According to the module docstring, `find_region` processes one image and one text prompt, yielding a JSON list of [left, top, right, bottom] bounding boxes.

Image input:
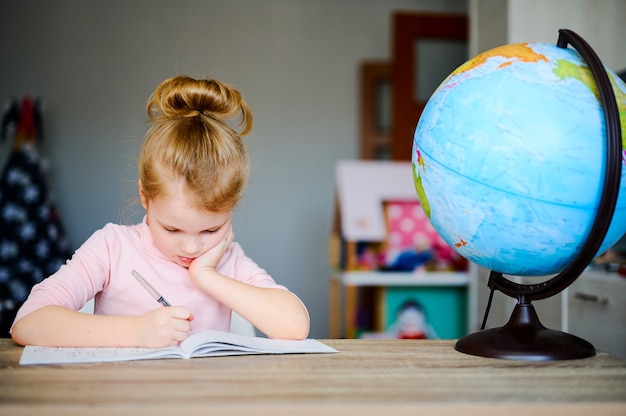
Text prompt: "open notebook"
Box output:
[[19, 329, 338, 365]]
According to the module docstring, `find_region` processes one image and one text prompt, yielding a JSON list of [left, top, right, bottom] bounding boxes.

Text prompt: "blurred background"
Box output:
[[1, 0, 624, 338]]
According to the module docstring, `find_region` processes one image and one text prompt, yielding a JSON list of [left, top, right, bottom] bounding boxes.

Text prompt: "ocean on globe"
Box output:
[[412, 42, 626, 277]]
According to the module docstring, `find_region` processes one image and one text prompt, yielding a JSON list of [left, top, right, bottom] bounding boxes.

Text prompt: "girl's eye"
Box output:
[[164, 228, 178, 233], [203, 228, 220, 234]]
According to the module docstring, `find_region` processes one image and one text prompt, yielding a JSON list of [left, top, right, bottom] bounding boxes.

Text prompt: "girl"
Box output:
[[11, 75, 310, 347]]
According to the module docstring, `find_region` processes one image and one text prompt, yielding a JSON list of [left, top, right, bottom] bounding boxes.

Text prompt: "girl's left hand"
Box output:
[[189, 225, 234, 274]]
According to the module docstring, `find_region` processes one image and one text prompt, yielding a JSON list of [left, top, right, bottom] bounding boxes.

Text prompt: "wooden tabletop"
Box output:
[[1, 338, 625, 415]]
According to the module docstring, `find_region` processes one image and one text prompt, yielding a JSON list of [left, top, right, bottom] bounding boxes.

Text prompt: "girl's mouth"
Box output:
[[178, 256, 195, 264]]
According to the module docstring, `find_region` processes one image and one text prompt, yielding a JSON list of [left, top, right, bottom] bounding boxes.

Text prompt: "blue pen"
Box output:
[[132, 270, 171, 307]]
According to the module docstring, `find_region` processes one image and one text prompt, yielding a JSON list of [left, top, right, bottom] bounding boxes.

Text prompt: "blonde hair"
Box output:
[[138, 75, 253, 212]]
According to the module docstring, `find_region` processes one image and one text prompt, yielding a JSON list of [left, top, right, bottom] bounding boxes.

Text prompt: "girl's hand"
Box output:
[[189, 225, 234, 274], [134, 306, 194, 348]]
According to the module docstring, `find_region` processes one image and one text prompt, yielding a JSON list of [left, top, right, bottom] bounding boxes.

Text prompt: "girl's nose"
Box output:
[[181, 236, 202, 256]]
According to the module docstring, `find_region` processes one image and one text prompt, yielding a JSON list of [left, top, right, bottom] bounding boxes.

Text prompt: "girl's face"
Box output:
[[139, 180, 232, 269]]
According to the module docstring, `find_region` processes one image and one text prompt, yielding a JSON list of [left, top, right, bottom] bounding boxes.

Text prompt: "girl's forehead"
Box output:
[[151, 196, 231, 230], [159, 176, 203, 206], [150, 184, 231, 224]]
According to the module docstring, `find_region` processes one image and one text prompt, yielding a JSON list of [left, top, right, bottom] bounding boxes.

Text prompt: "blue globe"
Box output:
[[412, 42, 626, 276]]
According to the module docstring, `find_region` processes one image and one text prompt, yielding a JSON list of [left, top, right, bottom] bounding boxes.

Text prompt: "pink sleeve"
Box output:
[[11, 227, 112, 327]]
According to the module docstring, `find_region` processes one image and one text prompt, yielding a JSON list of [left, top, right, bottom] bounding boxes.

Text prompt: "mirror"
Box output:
[[392, 12, 468, 161], [415, 39, 468, 102]]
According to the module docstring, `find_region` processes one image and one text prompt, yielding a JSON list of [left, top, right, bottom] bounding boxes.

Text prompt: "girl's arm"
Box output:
[[11, 305, 193, 347], [190, 270, 310, 340], [189, 226, 310, 340]]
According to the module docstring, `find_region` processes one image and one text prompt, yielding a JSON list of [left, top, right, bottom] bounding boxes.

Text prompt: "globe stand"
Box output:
[[456, 303, 595, 361], [455, 29, 623, 361], [456, 296, 595, 361]]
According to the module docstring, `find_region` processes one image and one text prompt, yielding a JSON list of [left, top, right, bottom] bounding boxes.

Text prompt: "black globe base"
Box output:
[[455, 303, 596, 361]]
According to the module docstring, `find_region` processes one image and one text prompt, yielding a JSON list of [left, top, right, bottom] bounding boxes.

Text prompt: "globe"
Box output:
[[412, 40, 626, 277]]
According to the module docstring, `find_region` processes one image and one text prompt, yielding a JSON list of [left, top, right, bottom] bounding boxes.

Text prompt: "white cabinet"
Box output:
[[568, 270, 626, 360]]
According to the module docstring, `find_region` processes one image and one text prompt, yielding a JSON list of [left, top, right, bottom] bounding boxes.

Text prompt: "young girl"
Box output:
[[11, 75, 310, 347]]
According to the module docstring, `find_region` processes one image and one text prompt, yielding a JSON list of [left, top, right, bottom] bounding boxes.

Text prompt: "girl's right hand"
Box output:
[[134, 306, 194, 348]]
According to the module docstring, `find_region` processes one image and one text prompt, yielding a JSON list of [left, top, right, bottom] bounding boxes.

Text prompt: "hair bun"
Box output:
[[147, 75, 253, 136]]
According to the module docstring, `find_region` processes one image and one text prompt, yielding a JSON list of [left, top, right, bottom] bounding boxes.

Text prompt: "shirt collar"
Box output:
[[138, 215, 170, 262]]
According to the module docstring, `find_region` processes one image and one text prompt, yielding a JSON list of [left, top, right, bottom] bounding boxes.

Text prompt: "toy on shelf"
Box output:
[[330, 160, 467, 273]]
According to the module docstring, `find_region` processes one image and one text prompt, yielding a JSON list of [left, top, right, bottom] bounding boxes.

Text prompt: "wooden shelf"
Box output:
[[334, 271, 470, 286]]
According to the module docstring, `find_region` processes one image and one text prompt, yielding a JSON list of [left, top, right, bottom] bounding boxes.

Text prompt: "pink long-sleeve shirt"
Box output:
[[12, 217, 286, 332]]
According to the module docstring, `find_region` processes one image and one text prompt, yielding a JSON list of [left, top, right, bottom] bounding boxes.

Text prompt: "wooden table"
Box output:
[[1, 338, 625, 415]]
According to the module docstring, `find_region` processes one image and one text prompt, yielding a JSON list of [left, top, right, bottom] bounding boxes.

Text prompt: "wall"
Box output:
[[508, 0, 626, 71], [470, 0, 626, 70], [0, 0, 467, 338]]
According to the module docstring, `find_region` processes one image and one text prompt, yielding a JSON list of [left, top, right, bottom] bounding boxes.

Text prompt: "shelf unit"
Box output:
[[329, 266, 477, 339]]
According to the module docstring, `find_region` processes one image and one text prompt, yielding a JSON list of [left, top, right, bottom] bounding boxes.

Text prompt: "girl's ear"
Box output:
[[138, 180, 148, 209]]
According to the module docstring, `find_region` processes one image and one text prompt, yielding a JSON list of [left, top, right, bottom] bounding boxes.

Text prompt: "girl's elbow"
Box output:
[[291, 314, 311, 340], [10, 321, 28, 346], [288, 325, 309, 341], [271, 314, 310, 340]]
